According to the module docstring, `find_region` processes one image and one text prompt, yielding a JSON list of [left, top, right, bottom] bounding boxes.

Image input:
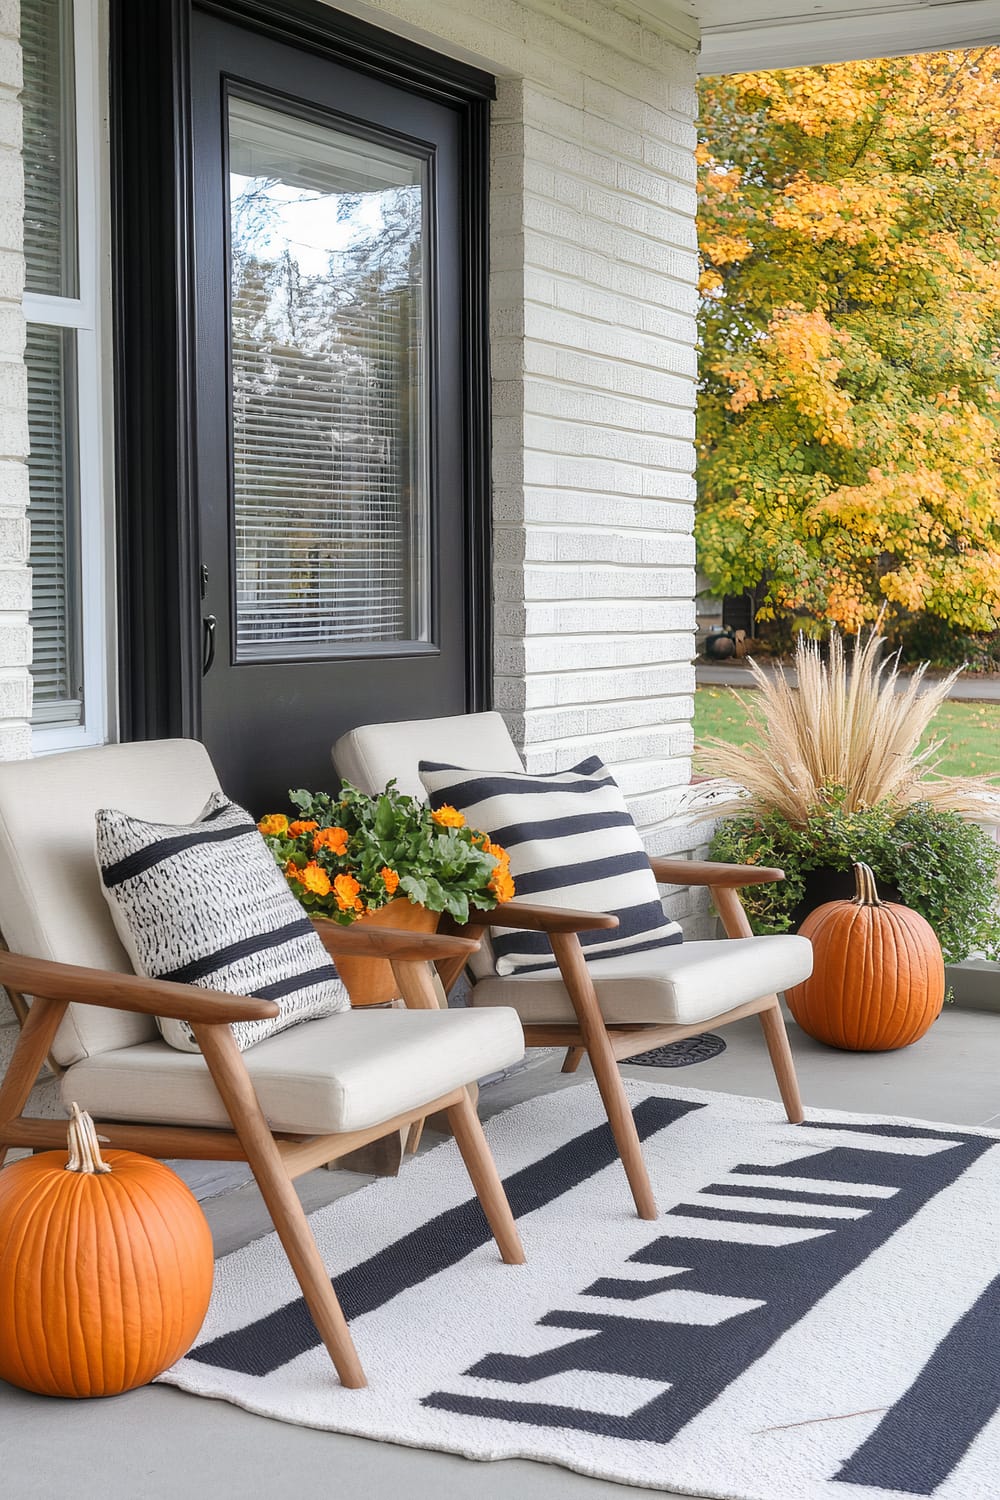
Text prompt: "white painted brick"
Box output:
[[498, 598, 696, 636], [495, 488, 693, 533], [0, 719, 30, 757], [0, 665, 29, 717], [523, 415, 694, 472], [498, 562, 695, 603], [526, 266, 697, 348], [499, 631, 694, 676], [496, 659, 695, 710], [0, 617, 28, 666], [0, 458, 26, 508], [523, 343, 694, 412], [0, 401, 27, 458], [0, 95, 19, 150], [0, 37, 20, 92], [519, 695, 694, 744], [522, 452, 694, 501], [0, 507, 27, 561], [524, 195, 697, 279], [522, 302, 696, 377], [0, 245, 23, 299], [0, 300, 23, 355], [0, 2, 18, 40], [522, 379, 695, 439], [0, 564, 29, 608]]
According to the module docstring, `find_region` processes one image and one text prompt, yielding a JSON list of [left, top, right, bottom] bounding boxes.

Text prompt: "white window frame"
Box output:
[[24, 0, 110, 753]]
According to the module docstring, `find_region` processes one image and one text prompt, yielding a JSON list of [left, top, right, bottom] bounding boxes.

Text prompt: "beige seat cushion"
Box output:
[[61, 1005, 525, 1136], [333, 711, 523, 802], [469, 935, 813, 1028]]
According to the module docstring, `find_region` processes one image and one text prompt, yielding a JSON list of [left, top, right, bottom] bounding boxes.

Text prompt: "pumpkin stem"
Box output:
[[852, 862, 884, 908], [65, 1102, 112, 1175]]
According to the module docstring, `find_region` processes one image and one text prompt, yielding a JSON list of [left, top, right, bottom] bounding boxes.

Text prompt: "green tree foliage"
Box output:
[[696, 51, 1000, 634]]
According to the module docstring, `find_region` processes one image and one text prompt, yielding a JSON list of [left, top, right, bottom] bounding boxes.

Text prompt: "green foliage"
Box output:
[[697, 52, 1000, 635], [709, 801, 1000, 961], [258, 780, 506, 926]]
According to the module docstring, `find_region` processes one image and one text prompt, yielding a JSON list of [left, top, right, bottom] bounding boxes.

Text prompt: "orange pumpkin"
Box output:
[[0, 1103, 213, 1397], [786, 862, 945, 1051]]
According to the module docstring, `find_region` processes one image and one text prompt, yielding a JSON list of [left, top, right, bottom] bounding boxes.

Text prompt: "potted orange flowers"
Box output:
[[258, 780, 513, 1005]]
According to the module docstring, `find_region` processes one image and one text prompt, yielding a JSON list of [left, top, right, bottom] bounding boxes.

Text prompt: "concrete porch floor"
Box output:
[[2, 1004, 998, 1500]]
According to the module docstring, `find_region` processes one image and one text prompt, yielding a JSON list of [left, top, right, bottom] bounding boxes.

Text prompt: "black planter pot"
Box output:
[[790, 865, 902, 932]]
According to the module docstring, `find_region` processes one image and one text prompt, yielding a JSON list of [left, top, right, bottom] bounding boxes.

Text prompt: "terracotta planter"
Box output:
[[323, 898, 439, 1007]]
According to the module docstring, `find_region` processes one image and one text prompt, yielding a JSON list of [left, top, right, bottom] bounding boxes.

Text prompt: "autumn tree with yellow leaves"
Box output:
[[696, 51, 1000, 636]]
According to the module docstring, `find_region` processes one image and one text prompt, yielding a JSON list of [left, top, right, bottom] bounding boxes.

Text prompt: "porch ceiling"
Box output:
[[638, 0, 1000, 74]]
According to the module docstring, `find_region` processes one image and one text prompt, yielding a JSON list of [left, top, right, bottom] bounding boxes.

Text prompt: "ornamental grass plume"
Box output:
[[695, 628, 1000, 826]]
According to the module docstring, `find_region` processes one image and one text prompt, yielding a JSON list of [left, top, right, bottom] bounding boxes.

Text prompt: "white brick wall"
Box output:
[[327, 0, 700, 850], [0, 1, 26, 763]]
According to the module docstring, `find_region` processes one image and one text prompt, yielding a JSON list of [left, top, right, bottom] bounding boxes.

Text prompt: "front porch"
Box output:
[[4, 1002, 997, 1500]]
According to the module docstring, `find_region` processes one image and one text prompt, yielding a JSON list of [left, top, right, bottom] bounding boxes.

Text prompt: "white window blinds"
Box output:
[[23, 0, 87, 732], [25, 325, 82, 722], [228, 97, 429, 660]]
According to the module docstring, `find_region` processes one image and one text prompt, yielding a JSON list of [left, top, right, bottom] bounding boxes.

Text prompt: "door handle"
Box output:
[[202, 614, 217, 676]]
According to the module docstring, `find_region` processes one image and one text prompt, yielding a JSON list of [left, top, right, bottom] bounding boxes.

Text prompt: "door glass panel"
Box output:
[[227, 95, 429, 659]]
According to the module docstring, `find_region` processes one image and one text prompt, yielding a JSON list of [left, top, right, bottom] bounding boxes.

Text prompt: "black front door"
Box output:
[[111, 2, 493, 814], [191, 9, 481, 809]]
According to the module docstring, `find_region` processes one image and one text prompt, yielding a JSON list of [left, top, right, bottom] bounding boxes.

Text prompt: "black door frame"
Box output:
[[110, 0, 495, 743]]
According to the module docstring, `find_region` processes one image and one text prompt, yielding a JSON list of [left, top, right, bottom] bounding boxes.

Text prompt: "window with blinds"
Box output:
[[228, 97, 429, 660], [25, 326, 82, 723], [23, 0, 85, 730]]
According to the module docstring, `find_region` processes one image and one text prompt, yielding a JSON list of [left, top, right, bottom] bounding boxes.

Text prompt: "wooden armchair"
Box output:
[[334, 712, 813, 1223], [0, 740, 526, 1389]]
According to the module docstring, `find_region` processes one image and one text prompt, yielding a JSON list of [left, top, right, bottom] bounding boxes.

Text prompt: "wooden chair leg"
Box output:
[[759, 999, 805, 1124], [445, 1087, 525, 1265], [561, 1046, 585, 1074], [549, 932, 657, 1221], [193, 1023, 367, 1389], [0, 995, 69, 1175]]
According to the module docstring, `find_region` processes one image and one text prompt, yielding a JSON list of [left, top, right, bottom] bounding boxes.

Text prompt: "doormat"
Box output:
[[161, 1081, 1000, 1499], [627, 1033, 726, 1068]]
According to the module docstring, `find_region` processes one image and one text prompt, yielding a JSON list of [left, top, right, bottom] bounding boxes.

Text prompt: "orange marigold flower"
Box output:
[[288, 820, 318, 837], [489, 865, 516, 902], [284, 859, 302, 881], [380, 866, 400, 895], [483, 838, 509, 864], [258, 814, 289, 837], [333, 872, 363, 913], [431, 804, 465, 828], [313, 826, 349, 856], [299, 861, 332, 897]]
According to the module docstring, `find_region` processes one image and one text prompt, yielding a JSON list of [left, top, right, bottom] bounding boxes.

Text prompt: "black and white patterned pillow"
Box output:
[[418, 756, 683, 976], [95, 792, 349, 1052]]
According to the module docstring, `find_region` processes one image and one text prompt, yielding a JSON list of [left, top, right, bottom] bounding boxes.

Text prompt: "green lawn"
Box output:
[[693, 687, 1000, 780]]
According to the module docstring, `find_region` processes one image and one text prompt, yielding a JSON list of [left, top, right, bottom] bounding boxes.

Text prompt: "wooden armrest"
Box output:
[[469, 901, 619, 934], [0, 951, 280, 1025], [311, 920, 480, 963], [649, 857, 785, 888]]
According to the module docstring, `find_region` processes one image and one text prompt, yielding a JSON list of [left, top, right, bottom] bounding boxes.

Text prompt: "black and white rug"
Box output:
[[161, 1082, 1000, 1499]]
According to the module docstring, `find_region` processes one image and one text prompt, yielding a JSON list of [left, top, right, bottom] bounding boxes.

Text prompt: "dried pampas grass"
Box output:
[[696, 629, 1000, 826]]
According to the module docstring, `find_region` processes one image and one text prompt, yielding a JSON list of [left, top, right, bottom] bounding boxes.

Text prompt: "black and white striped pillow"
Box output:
[[96, 792, 349, 1052], [419, 757, 683, 976]]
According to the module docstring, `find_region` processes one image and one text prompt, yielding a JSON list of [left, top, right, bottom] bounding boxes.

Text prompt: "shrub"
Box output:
[[709, 801, 1000, 963]]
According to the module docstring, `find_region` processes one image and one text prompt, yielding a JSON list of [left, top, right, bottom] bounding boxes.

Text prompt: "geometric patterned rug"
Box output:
[[160, 1081, 1000, 1499]]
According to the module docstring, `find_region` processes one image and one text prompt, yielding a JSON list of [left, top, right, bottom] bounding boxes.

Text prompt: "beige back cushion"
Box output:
[[0, 739, 222, 1065], [333, 711, 524, 800], [333, 712, 525, 983]]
